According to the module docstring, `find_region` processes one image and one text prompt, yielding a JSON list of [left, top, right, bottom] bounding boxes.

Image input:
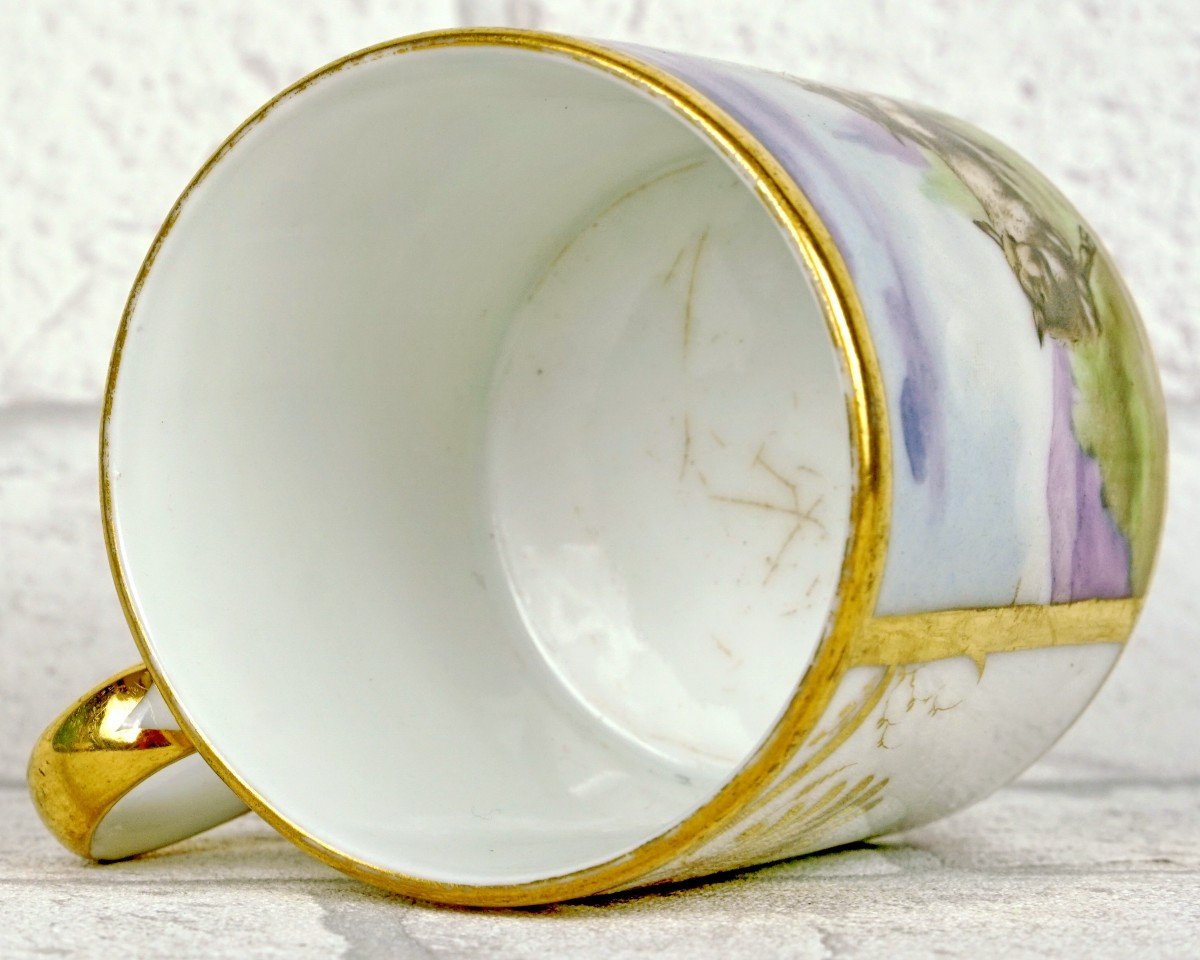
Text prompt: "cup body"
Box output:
[[98, 29, 1165, 904]]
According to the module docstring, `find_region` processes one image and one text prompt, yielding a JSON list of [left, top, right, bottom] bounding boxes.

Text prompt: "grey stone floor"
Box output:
[[3, 765, 1197, 959]]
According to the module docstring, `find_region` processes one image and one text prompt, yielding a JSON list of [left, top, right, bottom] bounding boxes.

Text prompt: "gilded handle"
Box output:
[[28, 665, 249, 861]]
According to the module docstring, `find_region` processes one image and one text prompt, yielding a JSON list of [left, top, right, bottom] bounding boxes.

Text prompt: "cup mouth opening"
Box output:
[[100, 27, 888, 905]]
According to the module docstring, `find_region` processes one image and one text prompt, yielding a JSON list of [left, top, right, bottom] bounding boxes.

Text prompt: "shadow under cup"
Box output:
[[104, 44, 854, 885]]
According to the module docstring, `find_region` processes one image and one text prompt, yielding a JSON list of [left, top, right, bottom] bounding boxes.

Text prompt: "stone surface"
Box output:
[[2, 0, 1198, 955], [2, 777, 1197, 958]]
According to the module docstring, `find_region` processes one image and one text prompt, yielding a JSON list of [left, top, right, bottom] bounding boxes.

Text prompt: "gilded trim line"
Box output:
[[90, 27, 892, 907], [849, 598, 1140, 673]]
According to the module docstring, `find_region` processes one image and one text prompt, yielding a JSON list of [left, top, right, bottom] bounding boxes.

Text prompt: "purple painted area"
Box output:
[[834, 114, 927, 168], [887, 282, 938, 486], [1046, 343, 1132, 600], [635, 51, 947, 496]]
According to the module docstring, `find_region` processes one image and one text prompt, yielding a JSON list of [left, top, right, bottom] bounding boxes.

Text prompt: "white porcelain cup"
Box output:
[[31, 28, 1166, 906]]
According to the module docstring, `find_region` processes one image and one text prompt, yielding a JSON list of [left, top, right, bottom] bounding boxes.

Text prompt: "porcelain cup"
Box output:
[[30, 28, 1166, 906]]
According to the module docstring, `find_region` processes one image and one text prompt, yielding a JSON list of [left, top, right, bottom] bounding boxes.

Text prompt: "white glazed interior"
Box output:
[[106, 45, 852, 884]]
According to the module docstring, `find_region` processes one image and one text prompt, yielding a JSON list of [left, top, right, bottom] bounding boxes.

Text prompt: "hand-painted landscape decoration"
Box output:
[[628, 44, 1163, 611], [617, 42, 1165, 886], [788, 79, 1161, 605]]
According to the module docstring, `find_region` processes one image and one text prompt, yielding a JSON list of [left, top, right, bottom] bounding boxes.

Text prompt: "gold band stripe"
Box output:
[[849, 598, 1140, 673]]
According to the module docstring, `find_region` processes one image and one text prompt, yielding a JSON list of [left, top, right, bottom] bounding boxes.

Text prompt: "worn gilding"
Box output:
[[850, 598, 1141, 673]]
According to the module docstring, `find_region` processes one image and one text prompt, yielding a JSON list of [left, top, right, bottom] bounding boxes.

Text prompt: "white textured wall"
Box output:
[[2, 0, 1197, 787]]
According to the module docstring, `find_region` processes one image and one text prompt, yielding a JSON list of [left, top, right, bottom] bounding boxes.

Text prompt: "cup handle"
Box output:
[[28, 665, 249, 861]]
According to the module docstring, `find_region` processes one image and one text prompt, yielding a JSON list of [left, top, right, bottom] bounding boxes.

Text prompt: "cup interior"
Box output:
[[106, 42, 852, 885]]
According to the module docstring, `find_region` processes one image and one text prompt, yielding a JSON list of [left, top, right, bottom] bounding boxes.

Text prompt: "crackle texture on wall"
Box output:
[[1, 1, 1198, 955], [3, 0, 1196, 784]]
